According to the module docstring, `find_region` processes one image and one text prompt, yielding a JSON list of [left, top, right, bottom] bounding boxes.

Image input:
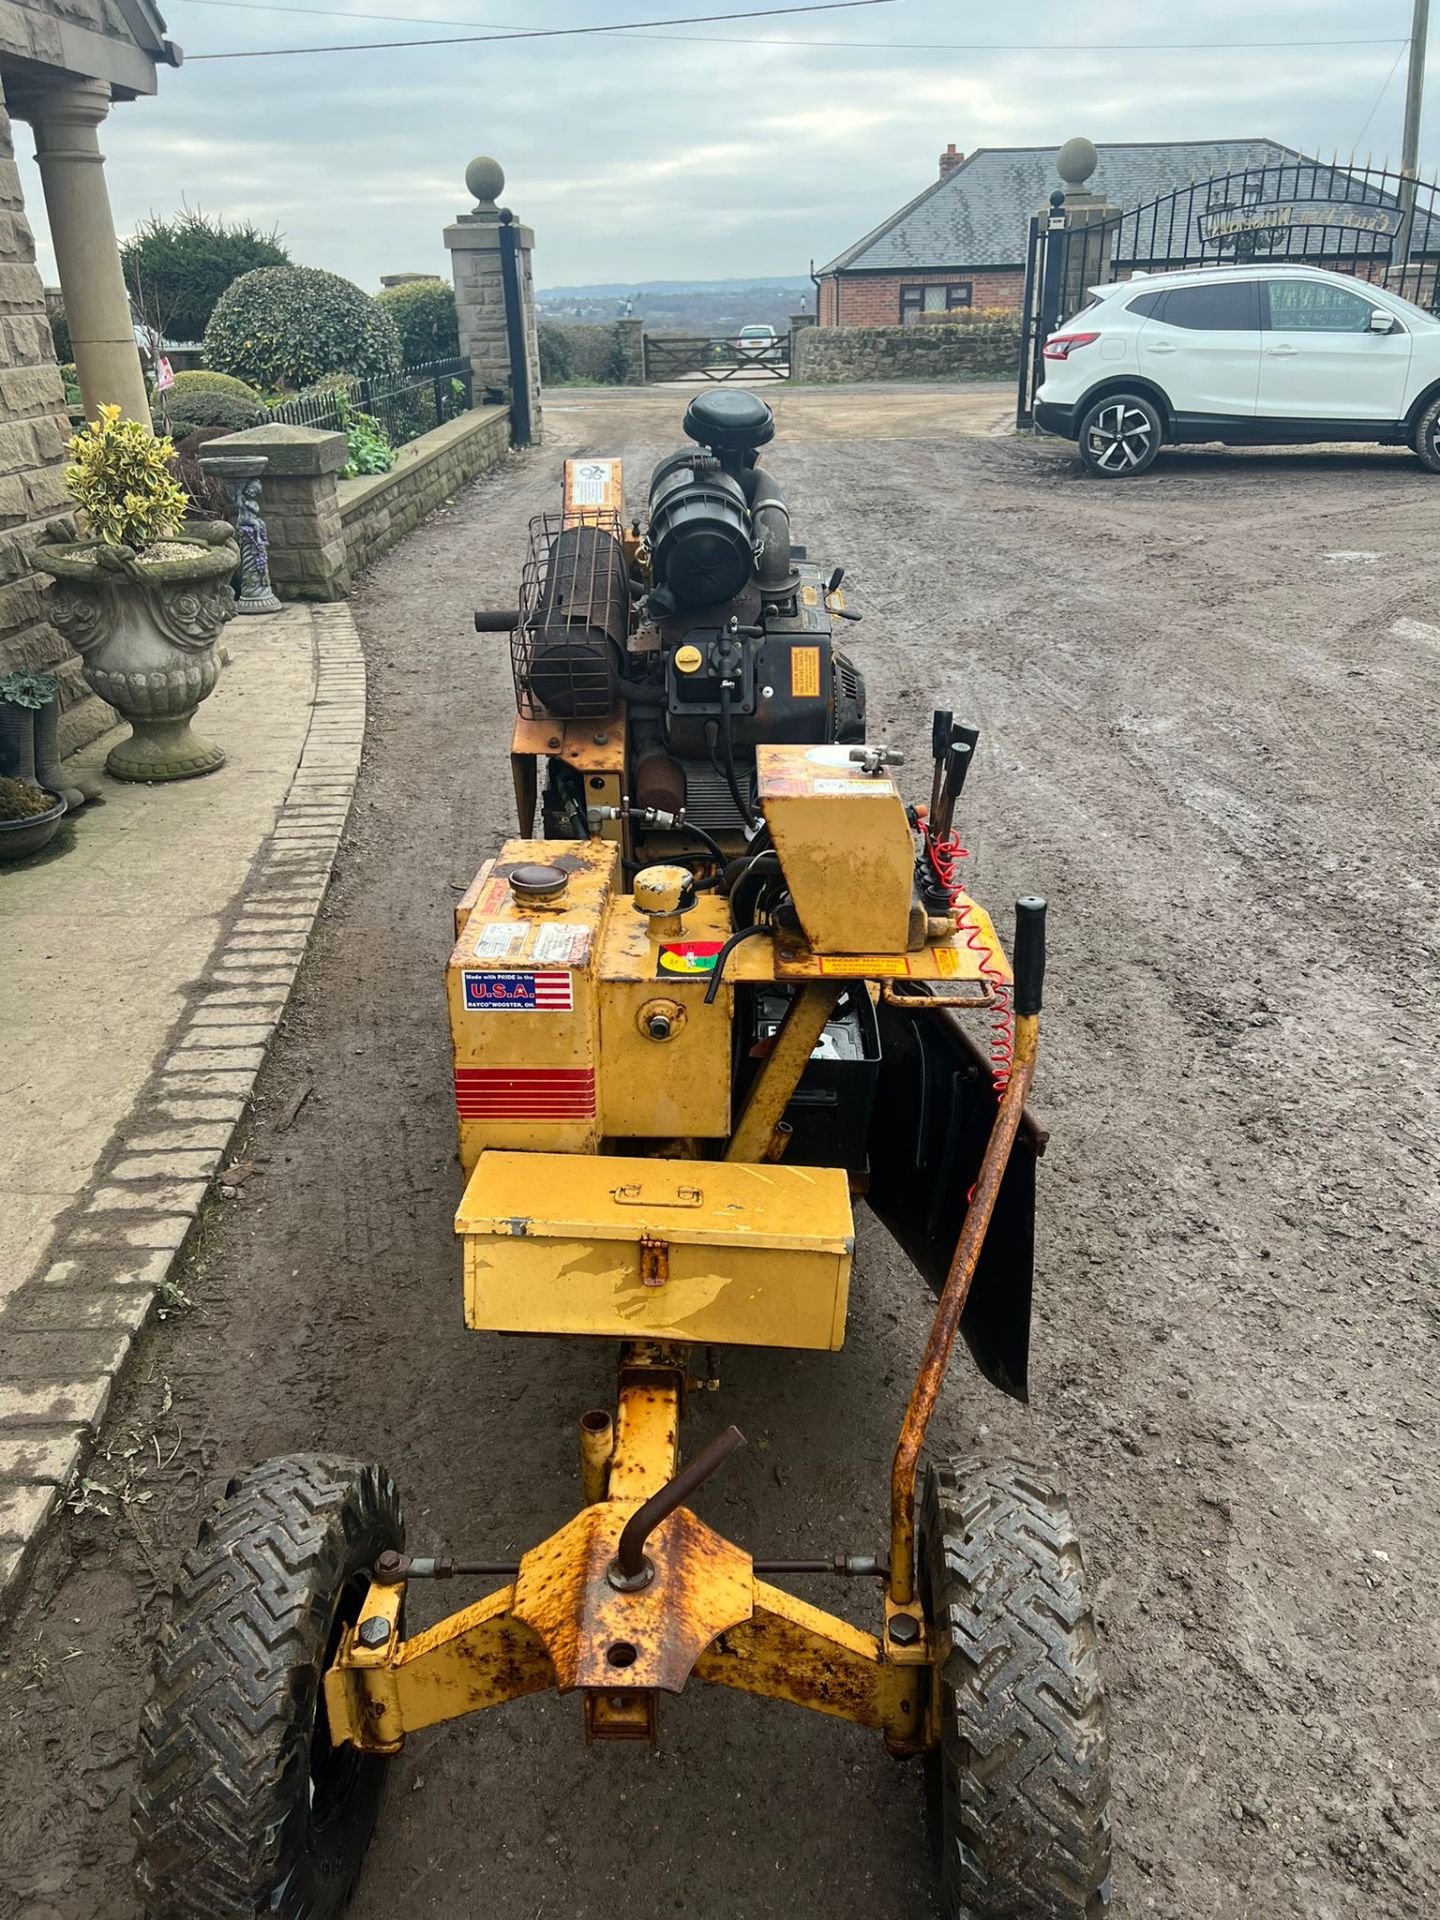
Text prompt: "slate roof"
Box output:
[[819, 141, 1440, 273]]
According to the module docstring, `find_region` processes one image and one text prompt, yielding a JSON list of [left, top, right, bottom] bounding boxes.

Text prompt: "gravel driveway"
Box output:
[[0, 387, 1434, 1920]]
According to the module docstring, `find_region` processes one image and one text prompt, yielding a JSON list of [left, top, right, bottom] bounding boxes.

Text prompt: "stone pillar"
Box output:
[[1047, 137, 1122, 316], [790, 311, 818, 331], [445, 156, 540, 431], [22, 81, 149, 426], [0, 71, 104, 749], [614, 315, 646, 385], [204, 424, 350, 602]]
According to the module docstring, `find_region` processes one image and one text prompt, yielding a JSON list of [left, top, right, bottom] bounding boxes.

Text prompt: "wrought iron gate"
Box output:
[[1017, 156, 1440, 427]]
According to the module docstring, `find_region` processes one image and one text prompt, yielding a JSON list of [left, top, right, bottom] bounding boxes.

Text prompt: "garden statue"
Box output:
[[199, 450, 281, 614]]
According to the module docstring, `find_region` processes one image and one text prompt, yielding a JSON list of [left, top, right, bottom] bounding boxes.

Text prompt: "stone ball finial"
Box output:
[[1056, 137, 1098, 189], [465, 155, 505, 205]]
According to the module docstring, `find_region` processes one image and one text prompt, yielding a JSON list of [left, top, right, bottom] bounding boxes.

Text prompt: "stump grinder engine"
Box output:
[[475, 389, 867, 864], [135, 395, 1113, 1920]]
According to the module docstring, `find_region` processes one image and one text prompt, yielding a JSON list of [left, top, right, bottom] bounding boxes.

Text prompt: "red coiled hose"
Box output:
[[925, 825, 1014, 1097]]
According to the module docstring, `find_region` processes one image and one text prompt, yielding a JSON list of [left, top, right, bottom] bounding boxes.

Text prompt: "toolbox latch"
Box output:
[[639, 1235, 669, 1289], [612, 1183, 703, 1209]]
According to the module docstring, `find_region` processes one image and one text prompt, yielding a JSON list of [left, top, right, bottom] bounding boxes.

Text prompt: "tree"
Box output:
[[121, 209, 289, 345], [203, 266, 403, 392], [375, 279, 459, 365]]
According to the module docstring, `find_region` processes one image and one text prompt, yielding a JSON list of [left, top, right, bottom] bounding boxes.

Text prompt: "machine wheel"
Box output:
[[134, 1455, 403, 1920], [1411, 394, 1440, 472], [1076, 393, 1161, 477], [920, 1458, 1111, 1919]]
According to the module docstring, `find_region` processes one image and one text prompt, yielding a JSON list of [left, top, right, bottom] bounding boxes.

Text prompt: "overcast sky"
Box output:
[[16, 0, 1440, 294]]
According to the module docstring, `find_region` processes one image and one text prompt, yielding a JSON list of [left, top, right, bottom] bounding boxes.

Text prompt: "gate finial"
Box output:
[[465, 155, 505, 211], [1056, 136, 1098, 194]]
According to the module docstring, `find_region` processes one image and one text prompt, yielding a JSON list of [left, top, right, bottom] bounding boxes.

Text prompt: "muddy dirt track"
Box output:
[[1, 385, 1435, 1920]]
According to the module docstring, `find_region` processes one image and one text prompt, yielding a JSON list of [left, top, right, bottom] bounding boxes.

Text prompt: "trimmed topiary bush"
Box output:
[[204, 265, 403, 393], [153, 387, 268, 440], [375, 278, 459, 365], [170, 369, 265, 403]]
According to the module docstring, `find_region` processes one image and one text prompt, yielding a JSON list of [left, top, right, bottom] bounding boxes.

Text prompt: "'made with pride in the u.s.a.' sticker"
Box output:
[[462, 970, 574, 1011]]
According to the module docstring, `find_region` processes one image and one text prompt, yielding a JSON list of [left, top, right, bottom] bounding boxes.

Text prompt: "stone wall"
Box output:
[[792, 316, 1022, 384], [337, 403, 511, 576], [0, 69, 108, 755]]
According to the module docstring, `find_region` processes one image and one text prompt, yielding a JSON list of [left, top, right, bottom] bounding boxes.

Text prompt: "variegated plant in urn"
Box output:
[[38, 406, 240, 781]]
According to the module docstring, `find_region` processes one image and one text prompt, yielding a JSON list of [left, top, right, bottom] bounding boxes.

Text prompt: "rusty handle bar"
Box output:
[[888, 899, 1046, 1610], [880, 980, 996, 1010], [611, 1424, 746, 1587]]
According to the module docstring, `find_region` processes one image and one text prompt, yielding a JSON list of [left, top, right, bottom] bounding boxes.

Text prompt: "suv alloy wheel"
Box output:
[[1076, 392, 1163, 477]]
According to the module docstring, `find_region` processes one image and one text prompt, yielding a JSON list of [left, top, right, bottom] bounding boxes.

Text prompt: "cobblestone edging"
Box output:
[[0, 605, 365, 1603]]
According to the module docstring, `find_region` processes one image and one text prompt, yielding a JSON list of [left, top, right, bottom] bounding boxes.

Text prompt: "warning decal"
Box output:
[[657, 940, 725, 978], [472, 921, 530, 962], [462, 970, 574, 1011], [816, 955, 911, 977], [790, 646, 821, 698]]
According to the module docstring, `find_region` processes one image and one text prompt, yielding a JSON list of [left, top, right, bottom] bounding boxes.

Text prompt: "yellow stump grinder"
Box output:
[[135, 391, 1112, 1919]]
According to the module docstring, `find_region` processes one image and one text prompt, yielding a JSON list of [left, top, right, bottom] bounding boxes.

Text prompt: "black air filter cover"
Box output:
[[683, 390, 775, 459], [649, 463, 754, 609]]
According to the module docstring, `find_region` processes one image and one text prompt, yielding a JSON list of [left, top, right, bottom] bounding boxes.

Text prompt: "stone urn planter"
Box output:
[[38, 522, 240, 782]]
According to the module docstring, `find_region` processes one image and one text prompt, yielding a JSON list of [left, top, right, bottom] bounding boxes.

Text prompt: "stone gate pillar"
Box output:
[[444, 156, 541, 436], [1045, 137, 1122, 316], [614, 316, 646, 385]]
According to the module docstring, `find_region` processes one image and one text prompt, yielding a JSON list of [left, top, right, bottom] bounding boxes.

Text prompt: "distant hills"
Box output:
[[538, 276, 812, 331], [538, 275, 808, 296]]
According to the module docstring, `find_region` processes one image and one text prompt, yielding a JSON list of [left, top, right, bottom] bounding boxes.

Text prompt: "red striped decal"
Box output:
[[454, 1066, 596, 1119]]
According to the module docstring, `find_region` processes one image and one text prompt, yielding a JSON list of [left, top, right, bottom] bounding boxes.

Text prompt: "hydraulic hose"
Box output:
[[718, 681, 760, 830], [703, 923, 770, 1005], [676, 819, 730, 872]]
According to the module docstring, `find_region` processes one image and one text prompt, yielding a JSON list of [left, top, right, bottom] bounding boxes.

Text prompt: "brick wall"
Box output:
[[819, 269, 1025, 328], [793, 316, 1022, 384], [0, 71, 107, 754]]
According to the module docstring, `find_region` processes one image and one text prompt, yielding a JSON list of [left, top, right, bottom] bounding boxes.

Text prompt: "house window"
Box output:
[[900, 282, 973, 323]]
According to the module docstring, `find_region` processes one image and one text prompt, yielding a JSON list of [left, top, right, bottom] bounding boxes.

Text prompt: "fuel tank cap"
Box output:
[[633, 864, 696, 919], [508, 863, 570, 903]]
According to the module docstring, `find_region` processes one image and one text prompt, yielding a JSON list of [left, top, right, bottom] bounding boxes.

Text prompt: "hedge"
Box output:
[[204, 265, 403, 392], [537, 321, 626, 385], [375, 279, 460, 364]]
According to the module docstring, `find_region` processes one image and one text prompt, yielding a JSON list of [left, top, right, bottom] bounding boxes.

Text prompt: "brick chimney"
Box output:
[[939, 143, 964, 181]]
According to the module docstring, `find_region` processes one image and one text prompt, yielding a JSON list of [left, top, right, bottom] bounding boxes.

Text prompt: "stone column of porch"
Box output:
[[21, 80, 149, 426]]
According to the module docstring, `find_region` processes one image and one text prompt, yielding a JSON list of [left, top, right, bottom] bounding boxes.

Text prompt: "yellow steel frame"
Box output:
[[327, 971, 1039, 1758], [325, 1339, 932, 1756]]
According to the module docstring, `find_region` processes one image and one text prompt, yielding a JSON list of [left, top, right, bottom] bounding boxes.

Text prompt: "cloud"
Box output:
[[14, 0, 1429, 291]]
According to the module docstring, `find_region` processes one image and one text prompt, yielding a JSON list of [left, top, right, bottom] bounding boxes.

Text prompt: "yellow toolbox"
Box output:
[[456, 1150, 855, 1350]]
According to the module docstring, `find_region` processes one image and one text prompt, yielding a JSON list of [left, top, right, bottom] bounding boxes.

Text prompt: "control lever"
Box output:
[[848, 745, 905, 776], [608, 1425, 747, 1590]]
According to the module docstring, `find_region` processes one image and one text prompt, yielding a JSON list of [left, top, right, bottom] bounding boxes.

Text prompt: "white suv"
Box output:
[[1034, 264, 1440, 477]]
